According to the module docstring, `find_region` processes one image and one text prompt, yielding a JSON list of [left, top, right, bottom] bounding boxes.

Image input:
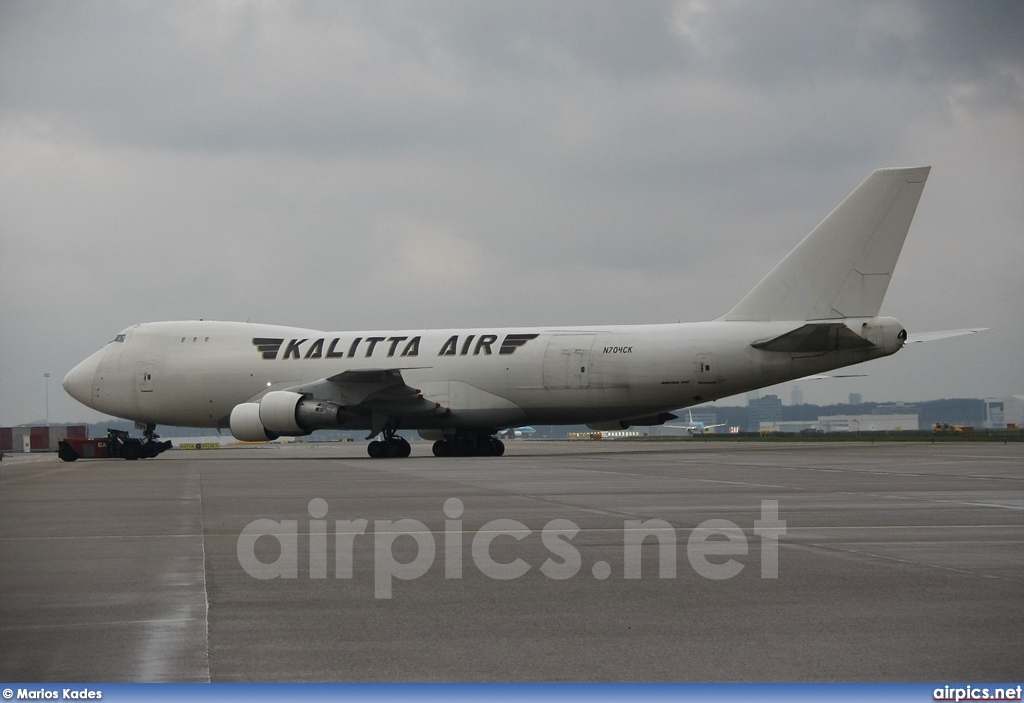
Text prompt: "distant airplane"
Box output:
[[499, 426, 536, 439], [665, 409, 727, 435], [63, 167, 978, 459]]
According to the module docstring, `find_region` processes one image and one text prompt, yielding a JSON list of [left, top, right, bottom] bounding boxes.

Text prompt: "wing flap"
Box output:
[[286, 367, 439, 413]]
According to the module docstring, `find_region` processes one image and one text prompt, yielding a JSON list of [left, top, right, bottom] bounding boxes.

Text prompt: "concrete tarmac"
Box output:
[[1, 440, 1021, 681]]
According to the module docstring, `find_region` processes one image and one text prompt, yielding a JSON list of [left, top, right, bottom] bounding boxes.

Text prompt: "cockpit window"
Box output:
[[113, 334, 126, 343]]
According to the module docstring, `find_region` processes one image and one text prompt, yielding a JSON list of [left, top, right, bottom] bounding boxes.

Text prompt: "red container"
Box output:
[[30, 426, 50, 451], [58, 437, 111, 461]]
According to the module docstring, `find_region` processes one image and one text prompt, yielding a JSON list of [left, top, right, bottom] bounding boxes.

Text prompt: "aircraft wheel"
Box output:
[[367, 440, 385, 459], [397, 438, 412, 458], [450, 438, 473, 457], [489, 437, 505, 457], [384, 439, 404, 458], [120, 440, 142, 461], [432, 440, 451, 457]]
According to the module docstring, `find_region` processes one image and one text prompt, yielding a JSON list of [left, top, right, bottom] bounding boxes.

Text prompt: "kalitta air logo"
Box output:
[[252, 333, 539, 361], [253, 338, 284, 359]]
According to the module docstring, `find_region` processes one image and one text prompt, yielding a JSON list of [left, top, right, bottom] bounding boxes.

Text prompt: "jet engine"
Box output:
[[229, 390, 353, 442]]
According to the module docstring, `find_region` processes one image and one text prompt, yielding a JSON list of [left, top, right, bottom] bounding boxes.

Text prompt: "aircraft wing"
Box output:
[[905, 328, 988, 344], [286, 367, 443, 417], [796, 373, 868, 381], [664, 423, 727, 433]]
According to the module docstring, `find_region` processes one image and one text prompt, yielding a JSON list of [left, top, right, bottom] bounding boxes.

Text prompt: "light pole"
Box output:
[[44, 373, 50, 426]]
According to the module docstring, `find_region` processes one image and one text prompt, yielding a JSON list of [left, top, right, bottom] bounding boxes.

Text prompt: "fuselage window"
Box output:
[[113, 334, 126, 343]]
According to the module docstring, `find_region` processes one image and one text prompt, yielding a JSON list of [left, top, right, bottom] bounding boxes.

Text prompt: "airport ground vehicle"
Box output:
[[57, 429, 172, 462], [933, 423, 975, 435]]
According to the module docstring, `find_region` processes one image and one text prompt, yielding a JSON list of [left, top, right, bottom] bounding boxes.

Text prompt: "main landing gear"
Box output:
[[365, 426, 505, 459], [366, 426, 411, 459], [431, 433, 505, 458]]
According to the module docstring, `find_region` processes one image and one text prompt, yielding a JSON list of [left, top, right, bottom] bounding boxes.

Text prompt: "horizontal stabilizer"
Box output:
[[722, 167, 930, 322], [905, 328, 988, 343]]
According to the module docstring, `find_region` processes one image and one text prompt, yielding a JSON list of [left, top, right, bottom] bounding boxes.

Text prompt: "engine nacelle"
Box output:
[[259, 391, 307, 434], [229, 391, 354, 442], [230, 402, 280, 442]]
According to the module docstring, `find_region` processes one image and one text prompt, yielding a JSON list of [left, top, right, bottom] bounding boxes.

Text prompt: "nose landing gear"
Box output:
[[117, 424, 173, 460]]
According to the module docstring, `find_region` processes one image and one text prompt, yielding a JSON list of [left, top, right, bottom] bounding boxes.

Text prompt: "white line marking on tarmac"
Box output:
[[3, 524, 1021, 540]]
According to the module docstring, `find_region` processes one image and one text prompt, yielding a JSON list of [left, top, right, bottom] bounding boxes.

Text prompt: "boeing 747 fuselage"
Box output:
[[63, 167, 931, 458]]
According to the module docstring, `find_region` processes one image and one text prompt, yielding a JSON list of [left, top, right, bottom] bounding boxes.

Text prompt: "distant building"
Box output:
[[817, 414, 919, 432], [985, 396, 1024, 428], [874, 402, 918, 416], [790, 386, 804, 406], [849, 393, 863, 405], [748, 394, 782, 432], [760, 415, 919, 433], [760, 420, 817, 433]]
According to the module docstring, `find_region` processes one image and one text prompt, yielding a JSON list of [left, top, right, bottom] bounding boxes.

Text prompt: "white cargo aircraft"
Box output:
[[64, 166, 960, 458], [665, 409, 728, 435]]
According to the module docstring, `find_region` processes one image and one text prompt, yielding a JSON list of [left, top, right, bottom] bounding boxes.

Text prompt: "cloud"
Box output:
[[0, 0, 1021, 423]]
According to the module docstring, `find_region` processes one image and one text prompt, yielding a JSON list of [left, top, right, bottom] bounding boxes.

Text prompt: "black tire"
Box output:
[[450, 438, 473, 457], [397, 438, 412, 458], [143, 440, 172, 458], [432, 440, 451, 457], [384, 440, 403, 458], [490, 437, 505, 457], [58, 443, 79, 462], [120, 440, 142, 461], [367, 440, 384, 459]]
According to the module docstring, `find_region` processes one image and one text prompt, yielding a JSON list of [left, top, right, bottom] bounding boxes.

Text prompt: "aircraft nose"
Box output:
[[63, 349, 103, 406]]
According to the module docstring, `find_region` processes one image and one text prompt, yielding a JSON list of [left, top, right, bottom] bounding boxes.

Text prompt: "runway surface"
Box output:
[[1, 440, 1021, 681]]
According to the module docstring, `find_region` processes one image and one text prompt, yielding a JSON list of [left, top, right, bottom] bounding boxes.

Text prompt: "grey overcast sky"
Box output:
[[1, 0, 1022, 425]]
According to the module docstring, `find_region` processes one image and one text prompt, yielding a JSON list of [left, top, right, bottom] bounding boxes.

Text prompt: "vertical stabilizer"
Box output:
[[721, 166, 930, 322]]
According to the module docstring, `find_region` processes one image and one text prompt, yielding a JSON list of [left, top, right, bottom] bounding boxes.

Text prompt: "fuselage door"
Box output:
[[137, 361, 156, 394], [693, 352, 721, 385], [543, 335, 596, 390]]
